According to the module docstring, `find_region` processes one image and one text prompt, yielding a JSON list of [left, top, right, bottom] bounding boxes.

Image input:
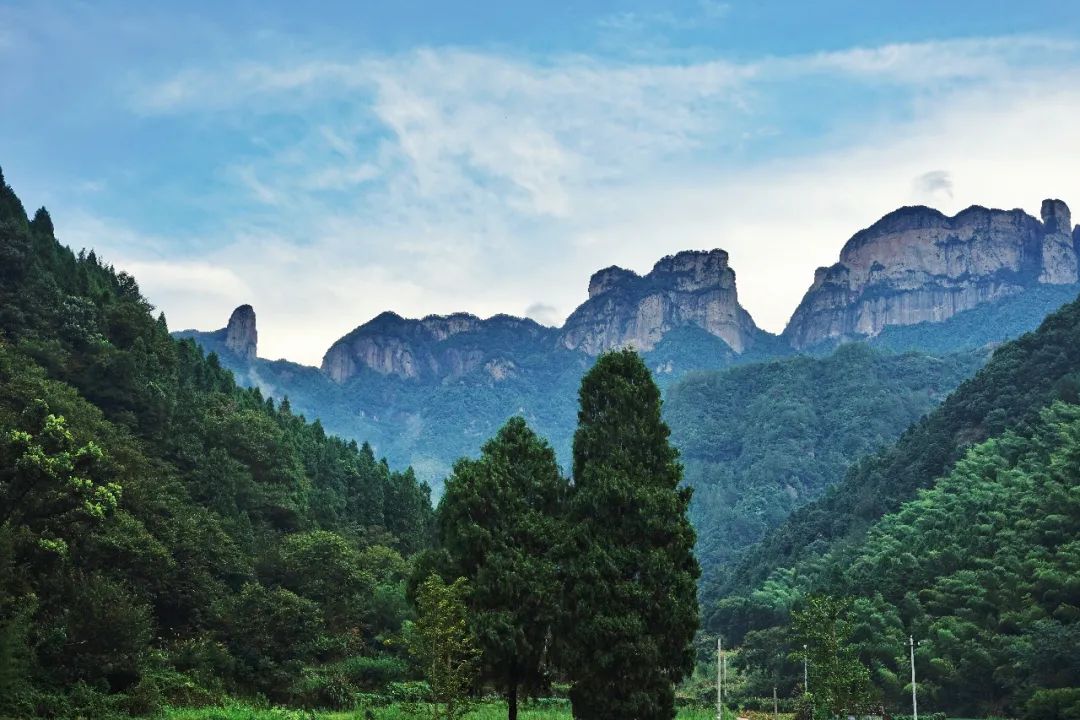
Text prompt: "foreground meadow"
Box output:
[[160, 702, 777, 720]]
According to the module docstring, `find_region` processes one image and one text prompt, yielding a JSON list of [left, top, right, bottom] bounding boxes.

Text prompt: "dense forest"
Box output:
[[0, 168, 701, 720], [664, 344, 982, 600], [710, 292, 1080, 717], [0, 168, 434, 717]]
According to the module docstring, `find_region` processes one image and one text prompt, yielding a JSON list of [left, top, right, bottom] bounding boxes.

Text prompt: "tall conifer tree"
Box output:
[[562, 350, 700, 720], [437, 417, 567, 720]]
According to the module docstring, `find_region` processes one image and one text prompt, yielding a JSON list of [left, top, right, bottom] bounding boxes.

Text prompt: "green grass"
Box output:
[[160, 701, 752, 720]]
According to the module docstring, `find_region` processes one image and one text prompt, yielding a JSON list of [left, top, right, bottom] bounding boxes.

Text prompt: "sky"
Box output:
[[2, 1, 1080, 365]]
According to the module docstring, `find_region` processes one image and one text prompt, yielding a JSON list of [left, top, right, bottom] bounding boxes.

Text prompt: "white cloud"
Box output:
[[86, 36, 1080, 364], [525, 302, 562, 327], [912, 170, 954, 202]]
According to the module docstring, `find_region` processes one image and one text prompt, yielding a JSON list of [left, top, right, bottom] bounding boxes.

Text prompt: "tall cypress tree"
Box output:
[[562, 350, 699, 720], [437, 417, 567, 720]]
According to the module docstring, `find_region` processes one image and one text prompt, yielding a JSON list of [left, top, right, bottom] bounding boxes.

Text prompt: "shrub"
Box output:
[[337, 654, 410, 689], [1024, 688, 1080, 720]]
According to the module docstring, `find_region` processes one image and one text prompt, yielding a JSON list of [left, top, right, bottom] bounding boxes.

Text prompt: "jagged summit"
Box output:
[[225, 304, 258, 360], [321, 310, 555, 383], [173, 304, 258, 362], [784, 199, 1080, 349], [560, 248, 762, 355]]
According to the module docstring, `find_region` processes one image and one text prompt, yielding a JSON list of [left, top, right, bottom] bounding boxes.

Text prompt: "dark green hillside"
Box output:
[[871, 282, 1080, 354], [719, 291, 1080, 607], [665, 343, 982, 600], [737, 403, 1080, 716], [0, 168, 433, 717]]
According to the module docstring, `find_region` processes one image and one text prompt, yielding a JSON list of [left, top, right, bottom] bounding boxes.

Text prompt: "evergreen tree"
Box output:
[[409, 575, 480, 720], [562, 350, 699, 720], [438, 417, 566, 720]]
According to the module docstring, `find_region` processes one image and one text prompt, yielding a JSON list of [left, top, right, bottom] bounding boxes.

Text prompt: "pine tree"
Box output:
[[562, 350, 700, 720], [438, 417, 567, 720]]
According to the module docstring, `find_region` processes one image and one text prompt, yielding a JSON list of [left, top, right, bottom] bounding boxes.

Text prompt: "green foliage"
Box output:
[[562, 350, 700, 720], [739, 402, 1080, 715], [1024, 688, 1080, 720], [789, 596, 873, 717], [725, 292, 1080, 608], [665, 343, 981, 605], [407, 575, 480, 720], [437, 417, 567, 719], [0, 168, 434, 715]]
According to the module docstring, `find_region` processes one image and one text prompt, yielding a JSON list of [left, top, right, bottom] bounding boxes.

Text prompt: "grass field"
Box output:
[[161, 702, 779, 720]]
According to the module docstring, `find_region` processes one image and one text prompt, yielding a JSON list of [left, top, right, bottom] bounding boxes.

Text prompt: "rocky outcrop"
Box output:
[[559, 249, 764, 355], [784, 200, 1080, 349], [225, 304, 258, 360], [321, 312, 555, 383], [173, 304, 258, 363]]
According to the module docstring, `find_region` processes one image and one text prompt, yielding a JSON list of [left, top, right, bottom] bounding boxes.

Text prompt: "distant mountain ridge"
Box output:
[[186, 198, 1080, 381], [317, 248, 766, 385], [785, 199, 1080, 348], [176, 198, 1080, 494]]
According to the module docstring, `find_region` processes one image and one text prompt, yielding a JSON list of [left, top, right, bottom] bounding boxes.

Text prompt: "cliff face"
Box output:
[[172, 304, 258, 363], [225, 304, 258, 360], [320, 312, 557, 383], [784, 200, 1080, 349], [559, 249, 764, 355]]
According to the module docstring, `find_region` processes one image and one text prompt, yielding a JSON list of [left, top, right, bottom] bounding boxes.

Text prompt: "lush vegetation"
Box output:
[[0, 168, 434, 718], [736, 403, 1080, 717], [422, 353, 701, 720], [560, 351, 699, 720], [0, 167, 702, 719], [707, 295, 1080, 716], [434, 418, 566, 720], [665, 344, 982, 602], [721, 292, 1080, 604]]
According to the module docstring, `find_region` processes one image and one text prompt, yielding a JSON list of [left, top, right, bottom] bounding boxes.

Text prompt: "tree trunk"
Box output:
[[508, 680, 518, 720]]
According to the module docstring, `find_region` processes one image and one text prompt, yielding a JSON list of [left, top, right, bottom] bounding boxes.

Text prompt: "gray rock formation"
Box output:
[[225, 304, 258, 360], [784, 200, 1080, 349], [321, 311, 555, 383], [559, 249, 763, 355]]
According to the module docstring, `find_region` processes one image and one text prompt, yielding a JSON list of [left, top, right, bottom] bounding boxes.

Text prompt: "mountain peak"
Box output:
[[785, 200, 1080, 349], [561, 248, 760, 355], [225, 304, 258, 360]]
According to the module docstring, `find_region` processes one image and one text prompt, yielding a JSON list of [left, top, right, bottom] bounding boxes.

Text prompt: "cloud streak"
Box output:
[[53, 34, 1080, 364]]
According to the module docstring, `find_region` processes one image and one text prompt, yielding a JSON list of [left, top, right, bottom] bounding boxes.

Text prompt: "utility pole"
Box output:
[[773, 686, 778, 720], [717, 636, 723, 720], [803, 644, 809, 695], [909, 635, 918, 720]]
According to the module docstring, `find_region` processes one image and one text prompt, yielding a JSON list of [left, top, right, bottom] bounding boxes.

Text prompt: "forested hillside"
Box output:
[[664, 344, 983, 600], [0, 168, 433, 717], [711, 292, 1080, 716], [735, 403, 1080, 717], [717, 292, 1080, 607]]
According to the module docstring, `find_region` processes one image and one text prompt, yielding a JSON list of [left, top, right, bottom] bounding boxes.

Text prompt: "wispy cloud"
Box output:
[[61, 34, 1080, 363]]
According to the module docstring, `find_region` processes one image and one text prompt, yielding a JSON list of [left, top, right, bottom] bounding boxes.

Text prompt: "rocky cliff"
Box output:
[[784, 200, 1080, 349], [559, 249, 765, 355], [225, 304, 258, 360], [321, 311, 558, 383], [173, 304, 258, 362]]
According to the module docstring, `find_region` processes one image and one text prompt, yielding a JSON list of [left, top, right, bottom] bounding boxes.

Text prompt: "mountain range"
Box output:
[[176, 197, 1080, 600], [5, 162, 1080, 716], [178, 197, 1080, 473]]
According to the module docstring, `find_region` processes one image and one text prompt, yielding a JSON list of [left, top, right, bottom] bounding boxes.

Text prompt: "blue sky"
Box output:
[[3, 0, 1080, 363]]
